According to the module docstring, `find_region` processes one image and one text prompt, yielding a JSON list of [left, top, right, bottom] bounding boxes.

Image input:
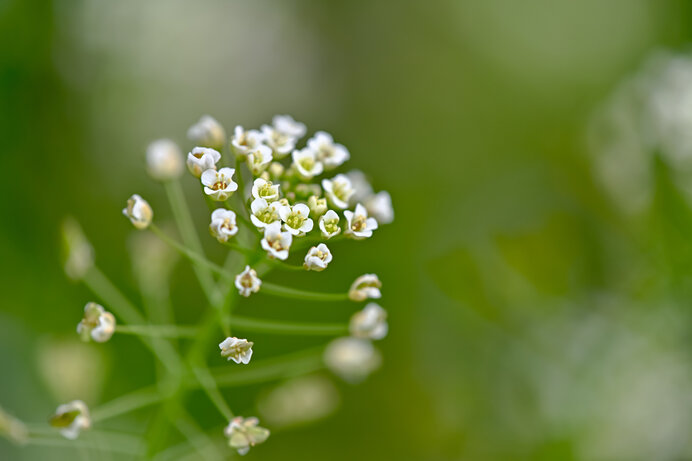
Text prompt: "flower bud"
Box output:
[[146, 139, 183, 181], [123, 194, 153, 230], [348, 274, 382, 301], [50, 400, 90, 440], [308, 195, 328, 218], [77, 302, 116, 343], [350, 303, 388, 340], [187, 115, 226, 150]]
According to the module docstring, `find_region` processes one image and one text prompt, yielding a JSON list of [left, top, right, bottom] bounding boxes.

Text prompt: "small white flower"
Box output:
[[308, 195, 328, 218], [186, 147, 221, 178], [224, 416, 270, 456], [50, 400, 91, 440], [251, 178, 281, 202], [187, 115, 226, 149], [250, 198, 284, 230], [273, 114, 307, 138], [219, 337, 254, 364], [318, 210, 341, 239], [291, 148, 324, 179], [61, 218, 93, 281], [345, 170, 373, 205], [261, 222, 293, 260], [322, 174, 355, 209], [349, 274, 382, 301], [77, 302, 116, 343], [261, 124, 297, 158], [146, 139, 183, 181], [122, 194, 153, 230], [304, 244, 332, 271], [231, 126, 265, 159], [308, 131, 350, 169], [365, 191, 394, 225], [209, 209, 238, 243], [344, 203, 378, 240], [201, 167, 238, 201], [235, 265, 261, 297], [246, 144, 273, 176], [350, 303, 388, 340], [279, 203, 313, 236], [324, 337, 381, 383]]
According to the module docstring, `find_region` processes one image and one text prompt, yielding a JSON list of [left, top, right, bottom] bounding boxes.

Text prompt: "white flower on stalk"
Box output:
[[50, 400, 90, 440], [122, 194, 153, 230], [350, 303, 388, 340], [247, 145, 273, 176], [209, 209, 238, 243], [251, 178, 280, 202], [344, 204, 378, 240], [272, 114, 307, 138], [235, 266, 261, 297], [303, 244, 332, 271], [219, 337, 254, 364], [77, 302, 116, 343], [146, 139, 183, 181], [318, 210, 341, 239], [346, 170, 373, 205], [307, 131, 350, 169], [61, 217, 93, 281], [261, 222, 292, 260], [308, 195, 328, 218], [201, 168, 238, 201], [231, 126, 265, 159], [349, 274, 382, 301], [224, 416, 270, 456], [292, 148, 323, 179], [365, 191, 394, 225], [186, 147, 221, 178], [279, 203, 313, 236], [324, 337, 381, 383], [187, 115, 226, 150], [322, 174, 355, 209], [261, 124, 297, 159], [250, 198, 284, 230]]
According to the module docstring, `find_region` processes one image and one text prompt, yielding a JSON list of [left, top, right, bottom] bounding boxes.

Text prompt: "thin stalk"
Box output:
[[232, 316, 348, 336], [91, 387, 163, 423], [163, 180, 218, 304], [191, 366, 234, 421], [115, 324, 198, 338], [261, 281, 349, 302]]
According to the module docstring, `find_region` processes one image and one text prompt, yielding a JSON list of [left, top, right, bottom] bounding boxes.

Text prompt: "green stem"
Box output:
[[191, 366, 233, 421], [115, 324, 198, 338], [91, 387, 162, 423], [163, 180, 219, 305], [261, 281, 349, 302], [232, 316, 348, 335]]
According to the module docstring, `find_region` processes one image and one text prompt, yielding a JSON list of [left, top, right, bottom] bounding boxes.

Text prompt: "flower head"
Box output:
[[261, 124, 297, 158], [187, 115, 226, 150], [272, 114, 306, 138], [304, 244, 333, 271], [292, 148, 323, 180], [61, 217, 93, 281], [365, 191, 394, 225], [350, 303, 388, 340], [187, 147, 221, 178], [324, 337, 381, 383], [279, 203, 313, 236], [50, 400, 90, 440], [122, 194, 153, 230], [308, 131, 350, 169], [146, 139, 183, 181], [209, 209, 238, 243], [344, 203, 378, 240], [231, 126, 265, 159], [261, 222, 293, 260], [322, 174, 355, 209], [224, 416, 270, 455], [251, 178, 280, 202], [247, 144, 273, 176], [77, 302, 116, 343], [349, 274, 382, 301], [202, 167, 238, 201], [250, 198, 284, 230], [235, 265, 261, 297], [318, 210, 341, 239], [219, 337, 254, 364]]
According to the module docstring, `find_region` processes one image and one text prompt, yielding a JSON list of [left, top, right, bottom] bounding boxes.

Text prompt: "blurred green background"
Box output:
[[3, 0, 692, 459]]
